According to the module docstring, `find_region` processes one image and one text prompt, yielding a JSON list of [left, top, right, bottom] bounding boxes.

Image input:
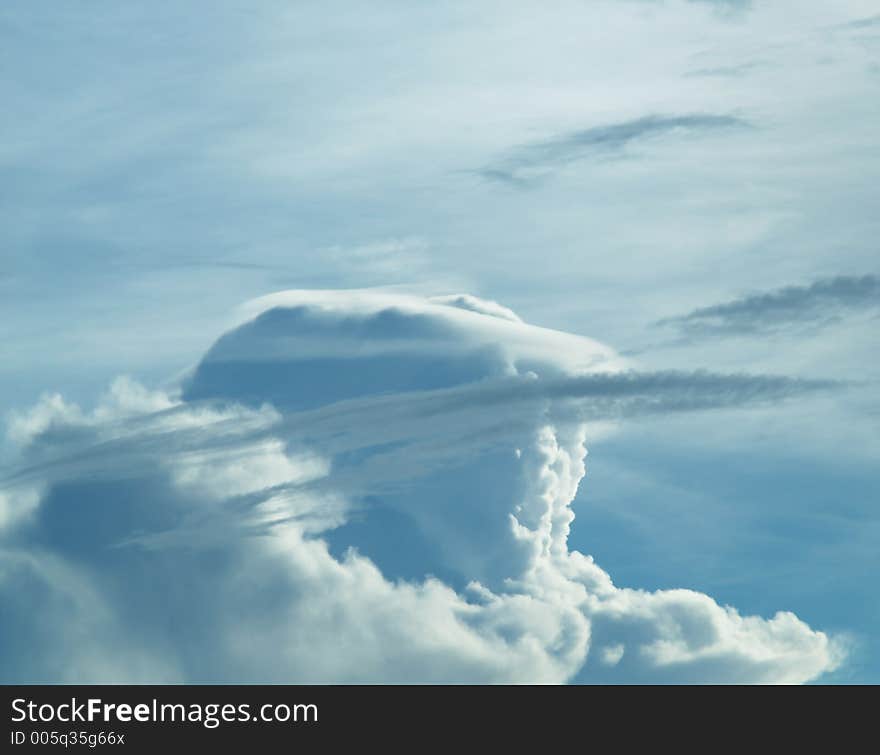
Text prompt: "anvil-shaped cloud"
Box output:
[[0, 291, 842, 683]]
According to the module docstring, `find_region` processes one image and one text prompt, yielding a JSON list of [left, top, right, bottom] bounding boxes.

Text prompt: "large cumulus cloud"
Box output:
[[0, 291, 842, 683]]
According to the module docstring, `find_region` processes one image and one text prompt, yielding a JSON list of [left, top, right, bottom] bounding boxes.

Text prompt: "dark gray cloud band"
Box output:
[[481, 114, 751, 186], [657, 274, 880, 340]]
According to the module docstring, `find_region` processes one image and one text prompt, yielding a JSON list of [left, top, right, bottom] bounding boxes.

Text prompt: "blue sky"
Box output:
[[1, 1, 878, 682]]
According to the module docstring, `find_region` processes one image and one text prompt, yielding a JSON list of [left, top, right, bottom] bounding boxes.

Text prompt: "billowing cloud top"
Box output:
[[0, 291, 842, 683]]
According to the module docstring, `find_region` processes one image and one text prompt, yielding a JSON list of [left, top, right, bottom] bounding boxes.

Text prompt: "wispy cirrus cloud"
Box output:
[[480, 114, 752, 187], [656, 274, 880, 340]]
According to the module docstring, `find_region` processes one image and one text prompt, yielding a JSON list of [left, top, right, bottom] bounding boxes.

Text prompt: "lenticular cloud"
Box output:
[[0, 291, 842, 683]]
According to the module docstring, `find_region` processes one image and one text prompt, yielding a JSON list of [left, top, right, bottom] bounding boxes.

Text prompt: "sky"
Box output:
[[1, 0, 878, 683]]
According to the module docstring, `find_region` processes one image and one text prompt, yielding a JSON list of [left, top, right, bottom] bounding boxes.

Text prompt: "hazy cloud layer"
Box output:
[[0, 291, 843, 683], [481, 114, 751, 186], [657, 274, 880, 340]]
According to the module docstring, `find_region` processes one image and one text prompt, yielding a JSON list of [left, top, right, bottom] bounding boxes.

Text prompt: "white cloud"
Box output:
[[0, 484, 43, 533], [584, 588, 841, 683], [6, 376, 175, 448], [169, 440, 328, 500], [7, 393, 86, 448], [0, 291, 843, 682]]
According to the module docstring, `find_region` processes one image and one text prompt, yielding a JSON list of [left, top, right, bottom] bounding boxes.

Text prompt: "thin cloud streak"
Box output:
[[656, 274, 880, 340], [838, 14, 880, 30], [480, 114, 752, 186], [2, 369, 843, 490]]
